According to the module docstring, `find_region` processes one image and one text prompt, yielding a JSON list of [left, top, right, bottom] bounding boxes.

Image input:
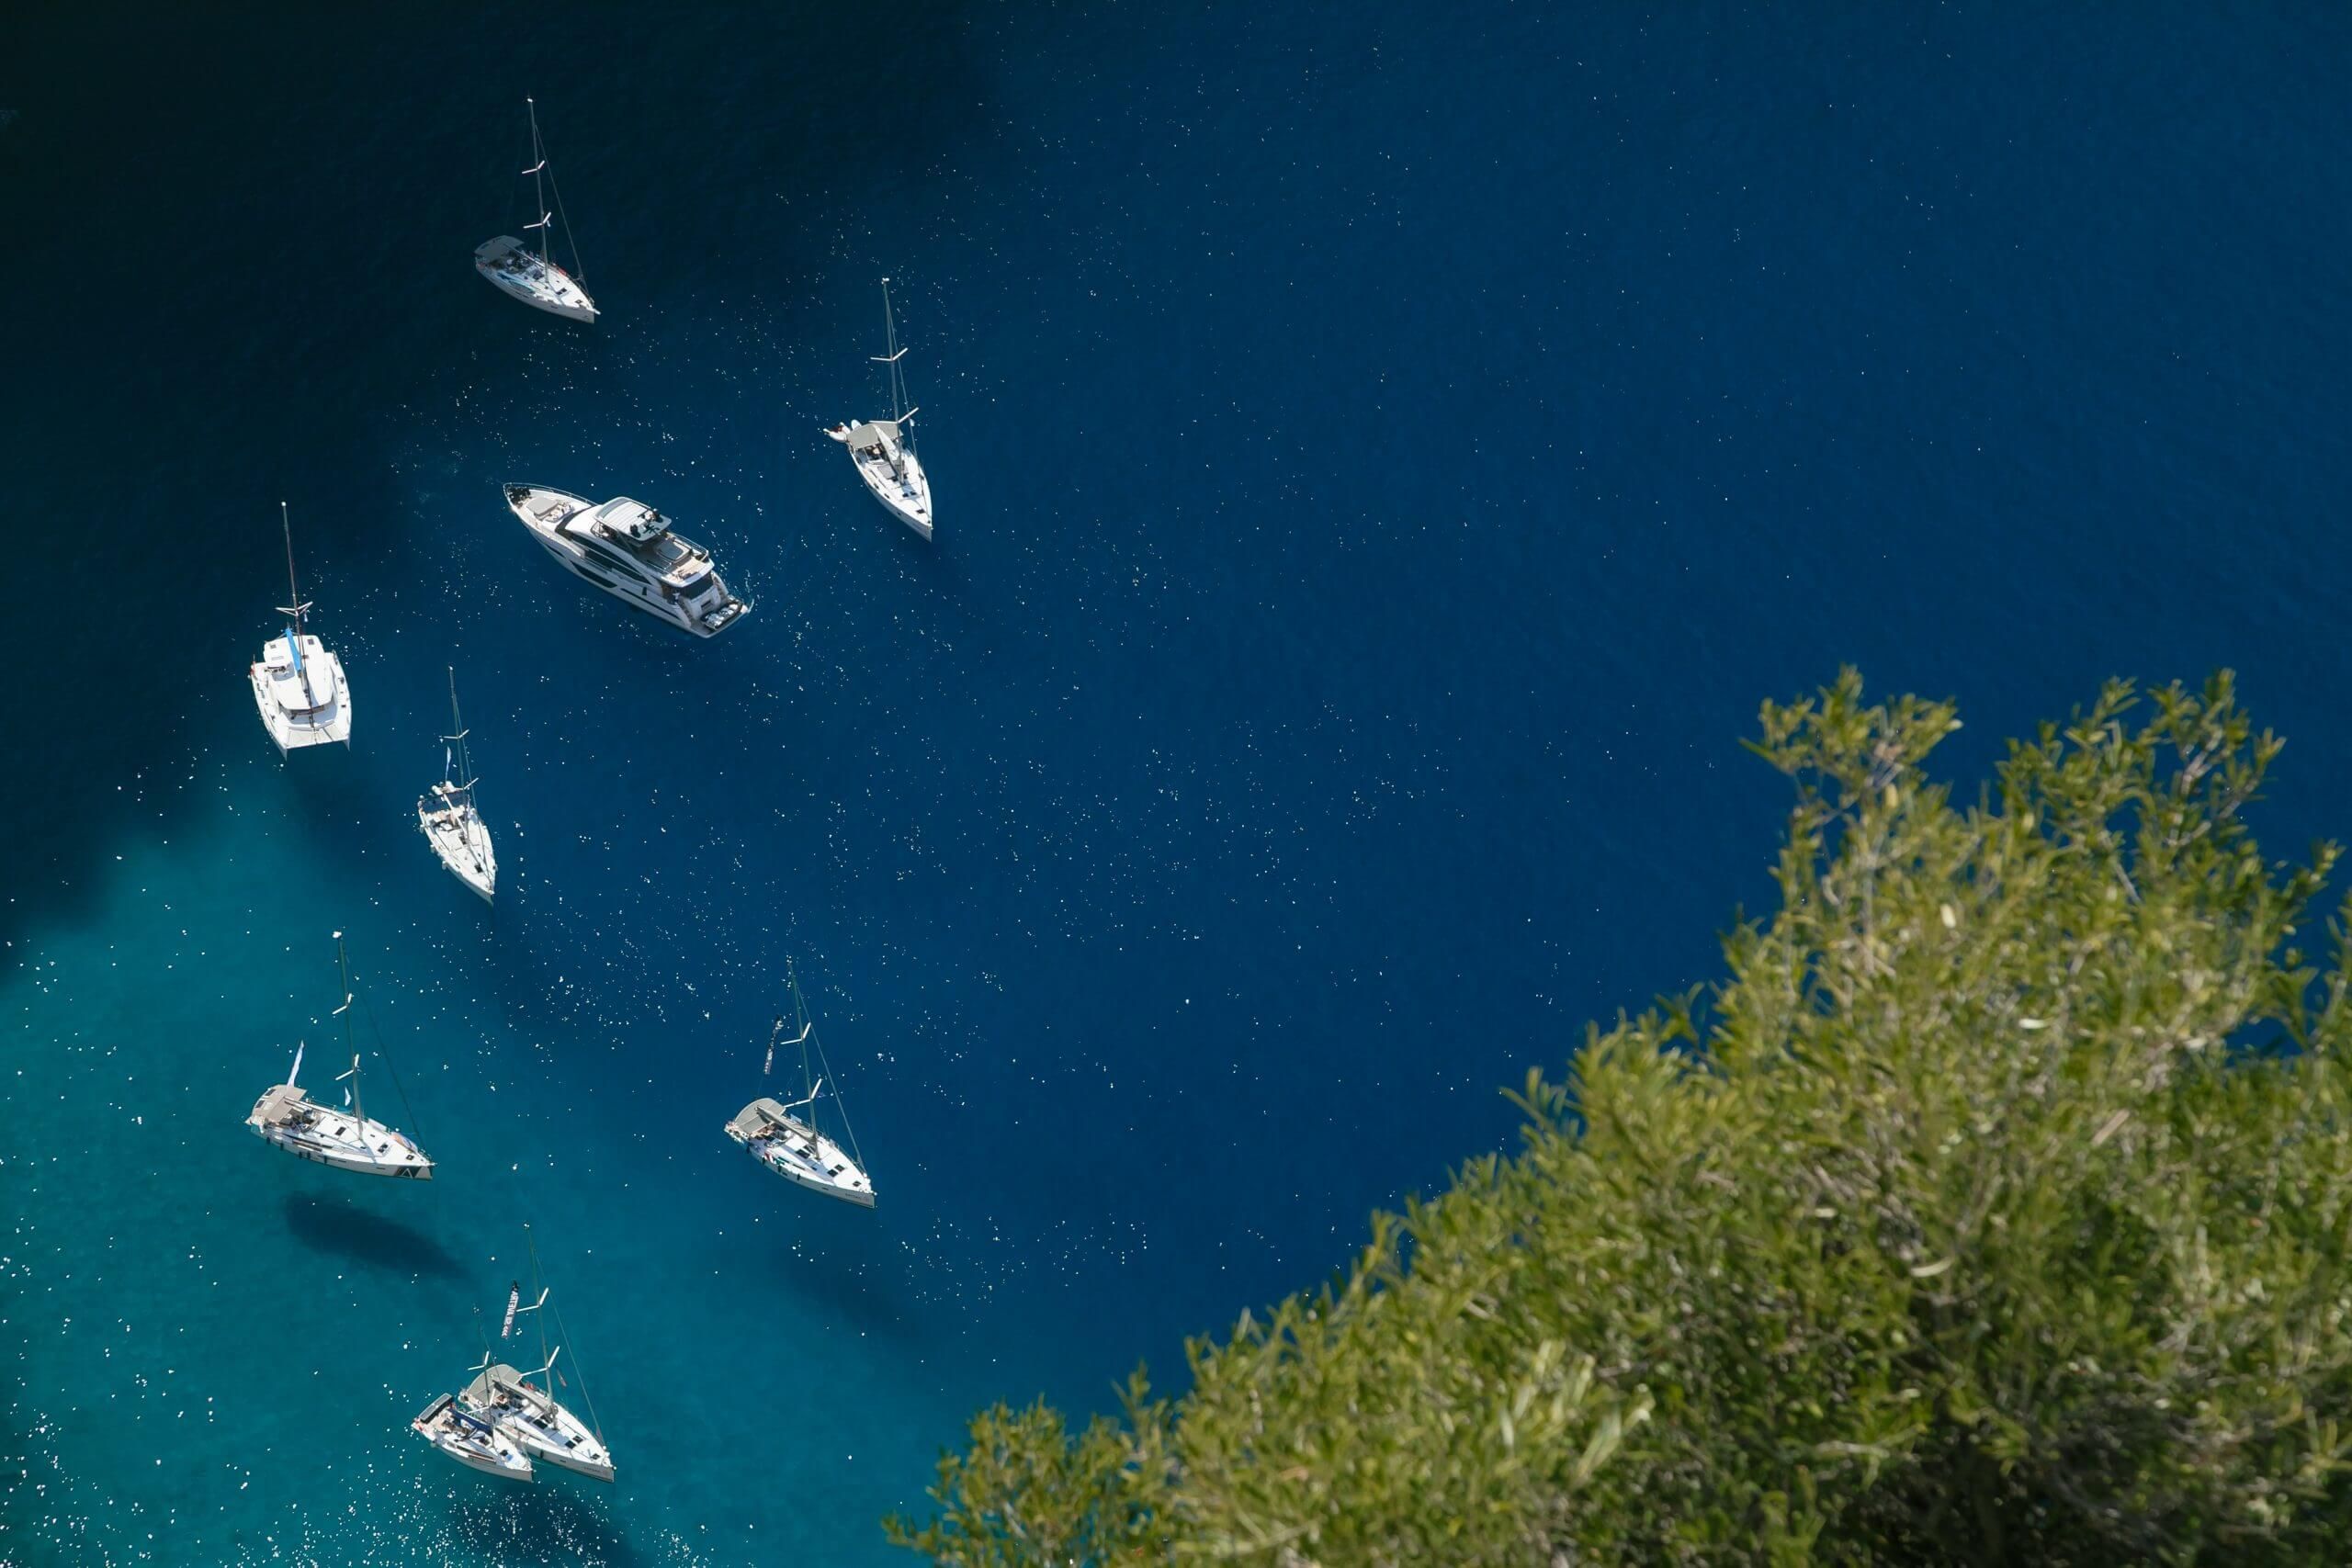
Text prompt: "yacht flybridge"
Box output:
[[505, 484, 749, 637], [459, 1236, 615, 1483], [419, 668, 495, 902], [249, 502, 352, 751], [247, 934, 432, 1179], [726, 966, 876, 1209], [413, 1393, 534, 1482], [825, 277, 933, 539], [475, 98, 597, 322]]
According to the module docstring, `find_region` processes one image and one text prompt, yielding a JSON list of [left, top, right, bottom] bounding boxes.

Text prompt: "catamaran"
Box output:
[[247, 933, 433, 1179], [459, 1235, 615, 1483], [505, 484, 749, 637], [825, 277, 933, 539], [475, 97, 597, 323], [419, 668, 495, 902], [249, 502, 352, 751], [726, 965, 875, 1208], [413, 1393, 535, 1482]]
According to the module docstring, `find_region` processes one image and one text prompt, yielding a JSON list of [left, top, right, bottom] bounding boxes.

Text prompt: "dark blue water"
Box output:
[[3, 3, 2349, 1561]]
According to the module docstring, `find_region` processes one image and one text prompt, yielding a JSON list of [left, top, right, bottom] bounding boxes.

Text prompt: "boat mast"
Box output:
[[526, 98, 550, 270], [444, 667, 474, 801], [334, 931, 363, 1128], [277, 502, 319, 708], [872, 279, 921, 462], [882, 280, 903, 423], [789, 964, 818, 1105], [525, 1225, 553, 1398], [280, 502, 304, 641]]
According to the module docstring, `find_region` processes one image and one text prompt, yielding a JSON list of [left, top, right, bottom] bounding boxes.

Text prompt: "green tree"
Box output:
[[888, 672, 2352, 1564]]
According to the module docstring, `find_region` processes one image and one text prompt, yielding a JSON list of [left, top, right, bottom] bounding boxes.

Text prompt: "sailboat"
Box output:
[[247, 932, 433, 1179], [413, 1393, 535, 1482], [726, 965, 876, 1208], [825, 277, 933, 539], [418, 668, 496, 902], [475, 97, 598, 323], [248, 502, 353, 751], [458, 1231, 616, 1483]]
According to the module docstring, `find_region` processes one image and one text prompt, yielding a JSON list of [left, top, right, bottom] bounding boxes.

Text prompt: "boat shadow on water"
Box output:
[[282, 1192, 466, 1280], [747, 1227, 926, 1351], [440, 1484, 641, 1568]]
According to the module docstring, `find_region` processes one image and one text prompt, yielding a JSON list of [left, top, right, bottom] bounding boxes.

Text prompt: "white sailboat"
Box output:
[[413, 1393, 535, 1482], [726, 965, 876, 1209], [248, 502, 353, 751], [459, 1233, 616, 1483], [247, 933, 433, 1179], [475, 97, 598, 323], [825, 277, 933, 539], [418, 668, 496, 903]]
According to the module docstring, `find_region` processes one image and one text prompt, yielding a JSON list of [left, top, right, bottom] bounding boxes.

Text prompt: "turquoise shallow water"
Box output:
[[5, 1, 2352, 1562]]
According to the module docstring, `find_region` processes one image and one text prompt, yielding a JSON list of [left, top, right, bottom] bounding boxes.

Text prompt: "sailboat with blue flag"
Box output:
[[248, 502, 351, 751], [419, 668, 496, 902]]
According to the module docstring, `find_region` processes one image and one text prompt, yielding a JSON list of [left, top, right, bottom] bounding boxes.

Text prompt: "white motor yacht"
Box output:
[[506, 484, 748, 636]]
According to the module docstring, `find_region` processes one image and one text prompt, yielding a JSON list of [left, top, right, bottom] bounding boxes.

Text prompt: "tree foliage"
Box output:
[[888, 672, 2352, 1564]]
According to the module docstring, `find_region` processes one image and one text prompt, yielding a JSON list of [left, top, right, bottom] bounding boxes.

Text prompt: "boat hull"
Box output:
[[726, 1102, 876, 1208], [414, 1394, 535, 1481], [419, 801, 496, 902], [760, 1152, 878, 1209], [474, 236, 597, 322], [250, 637, 352, 751], [829, 426, 933, 539], [248, 1093, 434, 1179], [505, 484, 748, 637], [463, 1366, 615, 1481]]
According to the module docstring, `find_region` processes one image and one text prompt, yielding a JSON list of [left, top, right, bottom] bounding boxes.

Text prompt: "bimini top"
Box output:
[[464, 1361, 548, 1413], [589, 498, 672, 545], [842, 420, 902, 450], [251, 1083, 312, 1126], [727, 1098, 793, 1140]]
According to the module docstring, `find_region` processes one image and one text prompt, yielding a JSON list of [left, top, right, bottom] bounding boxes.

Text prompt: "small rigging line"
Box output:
[[360, 993, 426, 1150], [549, 1299, 605, 1445]]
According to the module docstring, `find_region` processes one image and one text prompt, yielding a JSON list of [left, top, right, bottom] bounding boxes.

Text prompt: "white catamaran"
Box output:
[[726, 966, 875, 1209], [825, 277, 933, 540], [247, 933, 433, 1179], [505, 484, 749, 636], [418, 668, 496, 903], [459, 1233, 615, 1483], [475, 97, 597, 323], [249, 502, 352, 751]]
